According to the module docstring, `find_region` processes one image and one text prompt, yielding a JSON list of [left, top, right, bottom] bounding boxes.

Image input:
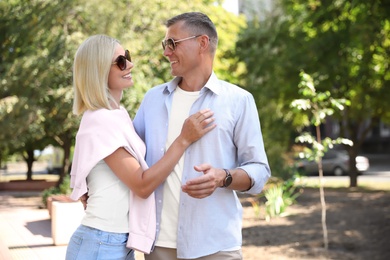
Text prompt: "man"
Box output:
[[133, 12, 271, 260]]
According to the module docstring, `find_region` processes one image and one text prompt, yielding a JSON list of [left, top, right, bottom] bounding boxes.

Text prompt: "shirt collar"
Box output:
[[163, 72, 221, 95]]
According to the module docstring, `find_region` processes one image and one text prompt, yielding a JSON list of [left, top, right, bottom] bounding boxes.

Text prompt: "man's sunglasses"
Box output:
[[112, 50, 132, 71], [161, 35, 201, 51]]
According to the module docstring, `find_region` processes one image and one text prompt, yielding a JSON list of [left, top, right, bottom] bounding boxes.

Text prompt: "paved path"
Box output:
[[0, 191, 67, 260], [0, 191, 144, 260]]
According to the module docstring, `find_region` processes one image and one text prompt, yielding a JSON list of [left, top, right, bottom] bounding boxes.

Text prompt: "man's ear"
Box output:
[[199, 35, 210, 52]]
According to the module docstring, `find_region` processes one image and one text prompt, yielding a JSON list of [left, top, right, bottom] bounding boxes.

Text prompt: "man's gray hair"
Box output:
[[166, 12, 218, 55]]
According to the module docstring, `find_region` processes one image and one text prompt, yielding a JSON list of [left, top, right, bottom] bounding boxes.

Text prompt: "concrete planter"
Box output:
[[48, 195, 85, 246]]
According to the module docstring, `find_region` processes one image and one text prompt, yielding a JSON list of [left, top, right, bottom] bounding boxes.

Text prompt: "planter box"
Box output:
[[47, 195, 76, 217], [0, 180, 56, 191], [49, 195, 85, 246]]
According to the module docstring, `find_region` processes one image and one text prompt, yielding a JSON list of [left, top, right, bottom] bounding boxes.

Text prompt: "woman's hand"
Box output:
[[179, 109, 216, 146], [79, 193, 89, 210]]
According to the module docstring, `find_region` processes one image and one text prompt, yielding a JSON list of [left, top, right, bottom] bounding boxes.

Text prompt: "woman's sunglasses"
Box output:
[[161, 35, 201, 51], [112, 50, 132, 71]]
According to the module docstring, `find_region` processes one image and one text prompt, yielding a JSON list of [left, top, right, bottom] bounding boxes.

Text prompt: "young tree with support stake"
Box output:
[[291, 71, 352, 250]]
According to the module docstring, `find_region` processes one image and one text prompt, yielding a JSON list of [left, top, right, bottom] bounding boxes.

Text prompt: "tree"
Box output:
[[291, 71, 352, 249], [0, 0, 245, 184], [1, 0, 82, 181], [235, 0, 390, 187]]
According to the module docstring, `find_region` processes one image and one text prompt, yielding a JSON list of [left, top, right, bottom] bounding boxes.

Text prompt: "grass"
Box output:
[[2, 171, 389, 192], [298, 176, 390, 191], [0, 173, 60, 182]]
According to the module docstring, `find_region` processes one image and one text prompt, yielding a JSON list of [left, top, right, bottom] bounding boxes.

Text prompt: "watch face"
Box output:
[[225, 176, 233, 187]]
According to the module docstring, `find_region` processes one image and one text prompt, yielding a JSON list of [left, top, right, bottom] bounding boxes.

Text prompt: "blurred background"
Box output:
[[1, 0, 389, 189], [1, 1, 389, 259]]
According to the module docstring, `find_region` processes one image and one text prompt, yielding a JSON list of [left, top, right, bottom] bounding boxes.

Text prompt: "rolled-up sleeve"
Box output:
[[235, 93, 271, 194]]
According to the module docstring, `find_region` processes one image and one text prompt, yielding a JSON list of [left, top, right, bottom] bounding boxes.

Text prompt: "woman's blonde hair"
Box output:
[[72, 34, 119, 115]]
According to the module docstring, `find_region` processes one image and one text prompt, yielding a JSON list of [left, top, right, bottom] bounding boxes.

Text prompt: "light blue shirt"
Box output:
[[133, 72, 271, 259]]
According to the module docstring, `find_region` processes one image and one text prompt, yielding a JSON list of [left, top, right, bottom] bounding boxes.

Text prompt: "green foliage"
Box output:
[[1, 0, 81, 179], [261, 176, 301, 221], [290, 70, 354, 249], [212, 10, 247, 85], [235, 0, 390, 185], [295, 134, 353, 162], [291, 72, 352, 162], [41, 175, 71, 207], [291, 72, 351, 128], [0, 0, 244, 180]]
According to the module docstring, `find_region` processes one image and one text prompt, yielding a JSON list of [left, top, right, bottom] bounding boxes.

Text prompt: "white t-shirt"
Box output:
[[155, 86, 199, 248], [81, 160, 129, 233]]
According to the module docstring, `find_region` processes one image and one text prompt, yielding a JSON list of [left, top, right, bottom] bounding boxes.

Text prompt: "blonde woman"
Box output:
[[65, 34, 215, 260]]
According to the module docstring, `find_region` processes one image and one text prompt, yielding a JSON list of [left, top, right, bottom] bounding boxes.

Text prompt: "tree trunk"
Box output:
[[347, 147, 359, 188], [0, 151, 3, 169], [56, 139, 72, 187], [316, 125, 328, 250], [24, 149, 35, 181]]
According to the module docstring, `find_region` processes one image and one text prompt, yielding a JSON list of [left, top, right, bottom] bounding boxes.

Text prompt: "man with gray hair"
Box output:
[[133, 12, 271, 260]]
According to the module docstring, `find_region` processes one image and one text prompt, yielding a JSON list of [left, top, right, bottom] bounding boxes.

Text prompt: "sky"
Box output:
[[222, 0, 239, 15]]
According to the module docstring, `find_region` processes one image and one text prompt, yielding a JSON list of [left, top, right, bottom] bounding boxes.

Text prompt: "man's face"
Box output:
[[162, 21, 200, 77]]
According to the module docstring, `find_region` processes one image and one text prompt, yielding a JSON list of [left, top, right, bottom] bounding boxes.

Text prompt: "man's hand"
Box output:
[[80, 193, 89, 210], [181, 164, 225, 199]]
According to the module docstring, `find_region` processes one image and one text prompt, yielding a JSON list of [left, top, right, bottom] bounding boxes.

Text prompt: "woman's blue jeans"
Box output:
[[65, 225, 135, 260]]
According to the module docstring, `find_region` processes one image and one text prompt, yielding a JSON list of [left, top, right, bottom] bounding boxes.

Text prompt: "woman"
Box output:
[[65, 34, 215, 260]]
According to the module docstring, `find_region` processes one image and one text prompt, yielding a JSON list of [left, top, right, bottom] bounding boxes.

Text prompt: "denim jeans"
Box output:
[[65, 225, 134, 260]]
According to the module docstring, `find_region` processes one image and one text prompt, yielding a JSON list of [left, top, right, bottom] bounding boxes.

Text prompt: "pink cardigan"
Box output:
[[69, 107, 155, 254]]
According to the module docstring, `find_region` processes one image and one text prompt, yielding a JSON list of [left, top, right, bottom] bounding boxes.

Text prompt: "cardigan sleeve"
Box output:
[[69, 108, 142, 200]]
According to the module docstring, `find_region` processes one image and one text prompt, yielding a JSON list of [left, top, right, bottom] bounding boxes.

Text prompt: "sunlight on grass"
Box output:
[[297, 177, 390, 191], [0, 174, 60, 182]]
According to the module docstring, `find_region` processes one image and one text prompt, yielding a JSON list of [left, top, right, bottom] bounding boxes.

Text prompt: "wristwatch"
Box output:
[[222, 169, 233, 188]]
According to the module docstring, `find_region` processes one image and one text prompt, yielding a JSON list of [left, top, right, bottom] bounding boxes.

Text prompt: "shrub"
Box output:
[[41, 175, 71, 208], [261, 175, 301, 221]]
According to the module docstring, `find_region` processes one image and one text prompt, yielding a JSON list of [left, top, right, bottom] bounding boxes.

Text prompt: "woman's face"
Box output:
[[108, 45, 134, 92]]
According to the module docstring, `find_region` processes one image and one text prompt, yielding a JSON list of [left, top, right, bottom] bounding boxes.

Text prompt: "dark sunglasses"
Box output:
[[112, 50, 132, 71], [161, 35, 201, 51]]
